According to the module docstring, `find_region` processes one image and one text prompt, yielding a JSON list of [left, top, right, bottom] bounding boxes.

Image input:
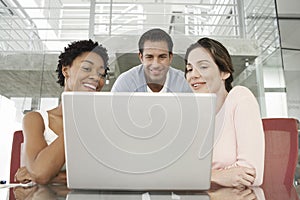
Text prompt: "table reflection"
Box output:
[[7, 183, 300, 200], [208, 186, 263, 200], [67, 191, 209, 200], [11, 184, 69, 200]]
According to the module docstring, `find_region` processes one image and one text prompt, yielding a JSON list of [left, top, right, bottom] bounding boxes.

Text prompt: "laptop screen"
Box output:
[[62, 92, 216, 190]]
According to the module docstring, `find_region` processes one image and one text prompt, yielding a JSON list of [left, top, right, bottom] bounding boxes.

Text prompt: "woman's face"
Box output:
[[185, 47, 229, 94], [63, 51, 106, 92]]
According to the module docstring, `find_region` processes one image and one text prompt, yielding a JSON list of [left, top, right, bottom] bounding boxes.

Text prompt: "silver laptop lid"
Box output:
[[62, 92, 216, 190]]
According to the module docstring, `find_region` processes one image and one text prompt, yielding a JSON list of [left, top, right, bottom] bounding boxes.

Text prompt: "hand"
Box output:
[[15, 167, 32, 183], [13, 185, 61, 200], [211, 166, 256, 188], [13, 185, 38, 200], [49, 171, 67, 184], [209, 187, 257, 200], [48, 184, 70, 197]]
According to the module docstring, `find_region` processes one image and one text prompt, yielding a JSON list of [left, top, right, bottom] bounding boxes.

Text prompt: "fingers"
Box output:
[[238, 188, 257, 200], [243, 167, 256, 177], [236, 173, 255, 187], [238, 177, 253, 187], [13, 185, 38, 200], [15, 167, 32, 183], [212, 167, 257, 188], [49, 172, 67, 184], [232, 167, 256, 187]]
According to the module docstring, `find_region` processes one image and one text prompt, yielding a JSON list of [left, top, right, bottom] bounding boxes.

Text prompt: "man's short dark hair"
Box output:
[[138, 28, 173, 55]]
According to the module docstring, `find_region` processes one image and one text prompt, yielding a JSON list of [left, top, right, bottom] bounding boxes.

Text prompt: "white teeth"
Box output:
[[192, 83, 200, 87], [83, 83, 96, 90]]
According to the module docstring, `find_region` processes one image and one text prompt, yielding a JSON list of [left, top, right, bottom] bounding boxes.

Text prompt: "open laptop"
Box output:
[[62, 92, 216, 191]]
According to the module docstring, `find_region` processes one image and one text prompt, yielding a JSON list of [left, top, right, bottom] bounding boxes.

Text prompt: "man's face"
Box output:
[[139, 40, 173, 84]]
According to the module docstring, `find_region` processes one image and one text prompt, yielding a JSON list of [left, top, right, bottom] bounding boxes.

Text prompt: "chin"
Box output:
[[149, 76, 164, 84], [192, 88, 208, 93]]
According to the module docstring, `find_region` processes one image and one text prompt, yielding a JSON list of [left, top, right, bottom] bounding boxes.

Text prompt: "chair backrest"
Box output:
[[262, 118, 299, 186], [10, 130, 24, 183]]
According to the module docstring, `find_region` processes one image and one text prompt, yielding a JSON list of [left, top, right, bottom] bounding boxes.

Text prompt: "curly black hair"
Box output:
[[56, 39, 109, 87]]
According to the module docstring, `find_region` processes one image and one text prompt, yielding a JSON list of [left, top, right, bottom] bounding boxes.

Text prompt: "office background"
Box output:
[[0, 0, 299, 183]]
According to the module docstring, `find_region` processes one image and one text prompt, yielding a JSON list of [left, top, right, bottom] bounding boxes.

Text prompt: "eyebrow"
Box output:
[[187, 59, 210, 67], [144, 53, 168, 56], [196, 60, 210, 64], [81, 60, 105, 69], [81, 60, 94, 65]]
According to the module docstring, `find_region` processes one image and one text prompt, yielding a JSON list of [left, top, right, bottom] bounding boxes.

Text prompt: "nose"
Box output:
[[89, 70, 101, 82], [152, 57, 159, 65]]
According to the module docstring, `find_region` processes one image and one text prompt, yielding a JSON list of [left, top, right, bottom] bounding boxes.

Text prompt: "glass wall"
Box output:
[[0, 0, 293, 128], [241, 0, 286, 117], [3, 0, 299, 184]]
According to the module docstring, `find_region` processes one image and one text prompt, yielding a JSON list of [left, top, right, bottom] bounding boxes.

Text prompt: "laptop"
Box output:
[[62, 92, 216, 191], [67, 191, 210, 200]]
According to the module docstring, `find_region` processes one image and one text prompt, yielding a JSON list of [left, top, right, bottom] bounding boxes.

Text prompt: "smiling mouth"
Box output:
[[191, 82, 206, 88], [150, 68, 162, 75], [83, 83, 97, 91]]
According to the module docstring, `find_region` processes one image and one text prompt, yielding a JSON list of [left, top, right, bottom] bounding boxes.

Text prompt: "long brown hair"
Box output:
[[184, 37, 234, 92]]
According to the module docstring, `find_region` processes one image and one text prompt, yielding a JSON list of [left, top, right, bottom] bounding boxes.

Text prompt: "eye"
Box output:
[[159, 55, 167, 59], [198, 65, 208, 69], [144, 55, 153, 59], [82, 66, 91, 71]]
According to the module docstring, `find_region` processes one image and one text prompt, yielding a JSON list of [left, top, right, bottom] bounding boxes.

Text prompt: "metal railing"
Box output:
[[0, 0, 242, 53]]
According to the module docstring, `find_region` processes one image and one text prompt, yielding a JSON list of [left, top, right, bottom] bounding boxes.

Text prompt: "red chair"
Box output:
[[261, 118, 299, 200], [10, 130, 24, 183]]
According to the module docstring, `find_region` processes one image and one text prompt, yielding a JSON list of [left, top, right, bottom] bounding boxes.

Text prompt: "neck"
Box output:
[[216, 90, 228, 114], [53, 103, 63, 117], [147, 83, 164, 92]]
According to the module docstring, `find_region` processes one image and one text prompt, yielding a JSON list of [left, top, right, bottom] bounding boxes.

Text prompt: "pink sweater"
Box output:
[[212, 86, 265, 186]]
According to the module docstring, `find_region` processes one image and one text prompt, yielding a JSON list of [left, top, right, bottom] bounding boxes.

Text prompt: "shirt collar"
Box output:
[[146, 70, 170, 93]]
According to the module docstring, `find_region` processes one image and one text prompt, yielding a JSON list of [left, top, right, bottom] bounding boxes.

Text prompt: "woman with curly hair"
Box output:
[[15, 40, 109, 185]]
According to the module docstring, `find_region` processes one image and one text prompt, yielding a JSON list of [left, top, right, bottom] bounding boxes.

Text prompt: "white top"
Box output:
[[37, 110, 66, 171]]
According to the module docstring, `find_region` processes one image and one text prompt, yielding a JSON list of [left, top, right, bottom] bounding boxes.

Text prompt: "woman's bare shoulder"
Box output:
[[22, 111, 45, 134], [23, 111, 44, 122]]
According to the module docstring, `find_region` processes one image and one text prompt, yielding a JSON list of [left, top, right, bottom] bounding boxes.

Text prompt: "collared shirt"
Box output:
[[111, 64, 192, 93]]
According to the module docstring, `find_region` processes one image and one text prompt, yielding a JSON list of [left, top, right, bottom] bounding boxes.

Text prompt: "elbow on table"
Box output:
[[30, 171, 52, 185]]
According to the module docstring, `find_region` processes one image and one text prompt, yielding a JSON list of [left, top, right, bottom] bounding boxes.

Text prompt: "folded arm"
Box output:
[[20, 112, 65, 184]]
